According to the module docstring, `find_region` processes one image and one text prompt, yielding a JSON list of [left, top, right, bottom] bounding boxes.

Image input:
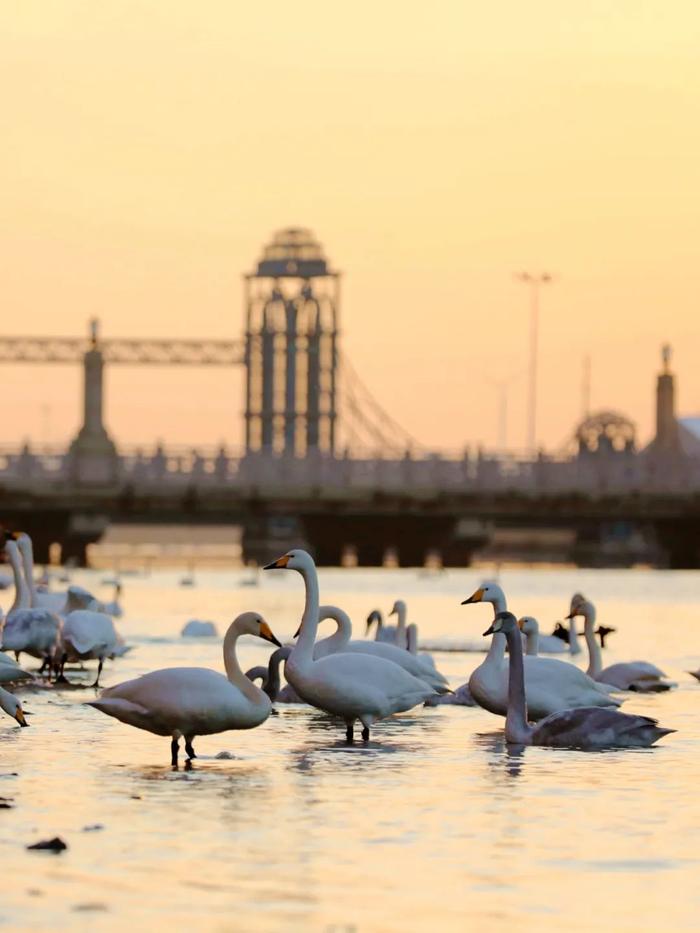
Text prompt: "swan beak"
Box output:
[[263, 555, 290, 570], [15, 708, 29, 727], [516, 619, 525, 630], [482, 623, 496, 636], [462, 587, 485, 605], [259, 622, 282, 647], [564, 611, 575, 619]]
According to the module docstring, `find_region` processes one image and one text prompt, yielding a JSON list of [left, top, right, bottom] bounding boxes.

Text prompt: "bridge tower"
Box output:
[[68, 318, 118, 483], [244, 228, 339, 457]]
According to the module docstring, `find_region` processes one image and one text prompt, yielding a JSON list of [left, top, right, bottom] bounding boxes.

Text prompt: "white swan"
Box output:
[[0, 686, 29, 727], [0, 653, 33, 685], [484, 611, 673, 748], [88, 612, 281, 766], [1, 539, 61, 669], [98, 582, 123, 618], [181, 620, 218, 638], [567, 595, 674, 692], [15, 533, 97, 616], [264, 551, 437, 741], [365, 609, 397, 644], [406, 623, 439, 670], [463, 583, 622, 720], [58, 610, 123, 686], [312, 605, 450, 693]]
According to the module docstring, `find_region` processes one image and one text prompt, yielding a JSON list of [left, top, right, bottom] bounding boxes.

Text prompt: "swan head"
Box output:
[[461, 582, 505, 607], [0, 689, 29, 727], [365, 609, 382, 633], [389, 599, 406, 617], [518, 616, 539, 636], [483, 611, 518, 638], [565, 593, 589, 619], [234, 611, 282, 647], [263, 549, 315, 573]]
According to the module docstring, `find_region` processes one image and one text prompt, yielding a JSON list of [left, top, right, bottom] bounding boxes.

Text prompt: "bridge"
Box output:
[[1, 229, 699, 568]]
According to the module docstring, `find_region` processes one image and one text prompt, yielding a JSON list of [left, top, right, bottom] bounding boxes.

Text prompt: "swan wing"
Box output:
[[533, 707, 675, 748], [91, 668, 260, 733]]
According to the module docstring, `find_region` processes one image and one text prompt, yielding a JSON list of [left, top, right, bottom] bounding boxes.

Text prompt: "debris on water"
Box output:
[[130, 794, 142, 800], [0, 797, 15, 809], [72, 902, 108, 912], [27, 837, 68, 853], [27, 888, 43, 897], [82, 823, 104, 832], [215, 750, 236, 759]]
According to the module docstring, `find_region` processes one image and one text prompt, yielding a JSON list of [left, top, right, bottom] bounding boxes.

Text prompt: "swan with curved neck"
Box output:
[[313, 606, 449, 692], [462, 583, 622, 719], [264, 550, 438, 741], [567, 595, 673, 692], [484, 611, 673, 748], [0, 686, 29, 727], [2, 539, 61, 669], [88, 612, 281, 766]]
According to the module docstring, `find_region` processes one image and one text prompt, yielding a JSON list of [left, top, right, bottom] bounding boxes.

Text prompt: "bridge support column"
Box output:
[[68, 319, 118, 484]]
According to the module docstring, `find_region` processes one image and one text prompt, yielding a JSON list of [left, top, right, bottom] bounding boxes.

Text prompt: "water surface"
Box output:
[[1, 566, 698, 931]]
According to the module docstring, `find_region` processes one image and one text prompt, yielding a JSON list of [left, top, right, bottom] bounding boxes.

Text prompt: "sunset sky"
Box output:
[[2, 2, 699, 455]]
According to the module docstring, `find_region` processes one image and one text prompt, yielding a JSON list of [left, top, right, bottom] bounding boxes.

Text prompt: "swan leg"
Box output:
[[91, 658, 104, 689], [54, 653, 71, 685], [14, 651, 20, 663], [345, 722, 354, 743], [361, 726, 370, 742], [171, 737, 179, 768], [184, 737, 196, 760]]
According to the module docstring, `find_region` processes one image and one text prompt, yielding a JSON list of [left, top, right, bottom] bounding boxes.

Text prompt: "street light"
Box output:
[[515, 271, 553, 454]]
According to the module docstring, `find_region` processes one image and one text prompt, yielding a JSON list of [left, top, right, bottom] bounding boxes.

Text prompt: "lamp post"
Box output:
[[515, 272, 552, 454]]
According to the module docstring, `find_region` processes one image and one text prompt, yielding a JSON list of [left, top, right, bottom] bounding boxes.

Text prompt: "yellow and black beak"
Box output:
[[462, 587, 485, 605], [259, 622, 282, 648], [263, 555, 290, 570], [482, 622, 496, 636], [15, 708, 29, 727], [564, 611, 576, 620]]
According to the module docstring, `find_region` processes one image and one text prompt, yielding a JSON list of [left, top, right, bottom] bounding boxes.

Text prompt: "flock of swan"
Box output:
[[0, 534, 684, 768]]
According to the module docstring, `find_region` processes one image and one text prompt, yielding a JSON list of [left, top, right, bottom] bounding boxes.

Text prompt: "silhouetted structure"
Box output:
[[244, 229, 339, 456]]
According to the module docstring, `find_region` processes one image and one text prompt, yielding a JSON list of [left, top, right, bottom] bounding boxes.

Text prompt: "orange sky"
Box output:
[[2, 2, 699, 454]]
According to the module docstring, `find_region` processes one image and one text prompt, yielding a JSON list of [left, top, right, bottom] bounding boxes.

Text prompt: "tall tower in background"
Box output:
[[653, 344, 680, 452], [244, 229, 339, 457]]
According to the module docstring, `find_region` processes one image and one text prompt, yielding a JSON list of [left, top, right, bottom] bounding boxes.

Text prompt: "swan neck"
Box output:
[[583, 607, 602, 677], [19, 541, 39, 608], [503, 625, 533, 743], [568, 618, 581, 654], [223, 627, 263, 703], [315, 605, 351, 656], [407, 625, 418, 654], [7, 546, 30, 614], [292, 564, 320, 664], [265, 647, 290, 700], [525, 628, 539, 656], [486, 632, 507, 663]]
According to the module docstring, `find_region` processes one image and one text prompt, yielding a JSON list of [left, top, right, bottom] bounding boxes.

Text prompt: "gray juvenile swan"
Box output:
[[485, 611, 674, 749]]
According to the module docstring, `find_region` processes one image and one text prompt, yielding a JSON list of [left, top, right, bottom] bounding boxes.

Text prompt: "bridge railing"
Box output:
[[0, 443, 698, 495]]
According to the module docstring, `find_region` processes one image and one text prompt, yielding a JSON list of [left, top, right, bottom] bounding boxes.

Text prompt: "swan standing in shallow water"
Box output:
[[264, 551, 438, 741], [567, 595, 674, 692], [1, 538, 60, 670], [463, 583, 621, 720], [0, 686, 29, 727], [484, 611, 673, 749], [58, 610, 124, 686], [88, 612, 281, 766]]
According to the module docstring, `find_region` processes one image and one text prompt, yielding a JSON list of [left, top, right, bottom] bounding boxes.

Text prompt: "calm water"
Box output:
[[1, 566, 699, 932]]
